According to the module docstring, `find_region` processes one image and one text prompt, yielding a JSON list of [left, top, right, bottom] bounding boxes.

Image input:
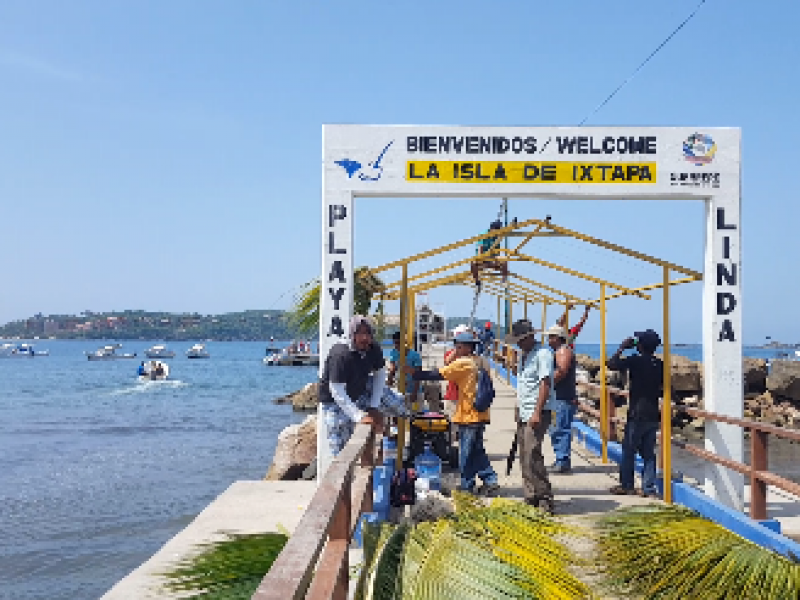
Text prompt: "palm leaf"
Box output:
[[596, 504, 800, 600], [160, 531, 288, 599], [365, 523, 409, 600], [287, 267, 385, 335]]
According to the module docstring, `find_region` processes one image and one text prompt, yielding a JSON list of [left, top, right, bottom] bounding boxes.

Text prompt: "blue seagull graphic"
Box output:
[[334, 141, 394, 181], [334, 159, 362, 178]]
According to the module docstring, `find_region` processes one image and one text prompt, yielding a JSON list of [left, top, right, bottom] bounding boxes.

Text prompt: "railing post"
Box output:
[[361, 432, 375, 514], [330, 474, 351, 600], [750, 429, 768, 521]]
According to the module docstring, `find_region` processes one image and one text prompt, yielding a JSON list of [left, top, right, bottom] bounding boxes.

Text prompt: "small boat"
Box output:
[[0, 343, 49, 357], [264, 351, 320, 366], [86, 344, 137, 361], [186, 344, 210, 359], [138, 360, 170, 381], [145, 344, 176, 359]]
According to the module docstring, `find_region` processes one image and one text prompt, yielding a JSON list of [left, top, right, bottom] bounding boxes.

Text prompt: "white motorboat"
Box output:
[[186, 343, 210, 359], [86, 344, 137, 361], [145, 344, 176, 359], [0, 343, 49, 357], [138, 360, 170, 381], [264, 350, 319, 366]]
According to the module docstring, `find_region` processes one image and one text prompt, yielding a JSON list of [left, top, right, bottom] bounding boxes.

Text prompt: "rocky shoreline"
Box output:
[[574, 354, 800, 433]]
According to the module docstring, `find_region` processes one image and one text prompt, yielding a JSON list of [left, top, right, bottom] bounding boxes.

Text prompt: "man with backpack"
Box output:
[[506, 319, 557, 514], [411, 331, 499, 496]]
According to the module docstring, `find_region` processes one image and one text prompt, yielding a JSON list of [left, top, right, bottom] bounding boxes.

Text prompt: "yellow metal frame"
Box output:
[[370, 217, 695, 493]]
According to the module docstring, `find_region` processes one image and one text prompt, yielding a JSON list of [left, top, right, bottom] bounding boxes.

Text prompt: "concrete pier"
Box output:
[[102, 481, 317, 599]]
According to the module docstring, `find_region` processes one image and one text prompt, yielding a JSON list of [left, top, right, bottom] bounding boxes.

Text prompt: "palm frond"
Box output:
[[160, 531, 288, 599], [287, 267, 385, 335], [596, 504, 800, 600]]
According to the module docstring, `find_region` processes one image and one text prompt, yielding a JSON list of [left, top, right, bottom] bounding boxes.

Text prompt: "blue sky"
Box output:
[[0, 0, 796, 343]]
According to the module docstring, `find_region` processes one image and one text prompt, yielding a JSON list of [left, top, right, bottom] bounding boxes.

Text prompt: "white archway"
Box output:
[[320, 125, 742, 509]]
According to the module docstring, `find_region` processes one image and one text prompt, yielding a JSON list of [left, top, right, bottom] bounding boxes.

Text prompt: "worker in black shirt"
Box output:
[[606, 329, 663, 498], [318, 315, 386, 477]]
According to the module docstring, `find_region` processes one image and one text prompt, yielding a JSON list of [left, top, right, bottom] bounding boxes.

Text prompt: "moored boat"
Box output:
[[145, 345, 176, 359], [0, 343, 49, 357], [186, 344, 210, 359], [86, 344, 137, 361]]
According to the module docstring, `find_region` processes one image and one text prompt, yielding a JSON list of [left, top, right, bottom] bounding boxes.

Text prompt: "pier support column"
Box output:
[[703, 193, 744, 510]]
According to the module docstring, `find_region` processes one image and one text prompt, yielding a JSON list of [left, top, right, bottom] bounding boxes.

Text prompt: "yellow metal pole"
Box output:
[[408, 293, 417, 411], [600, 283, 608, 464], [524, 295, 528, 320], [662, 266, 673, 504], [396, 265, 408, 471], [541, 301, 548, 344], [506, 300, 513, 383]]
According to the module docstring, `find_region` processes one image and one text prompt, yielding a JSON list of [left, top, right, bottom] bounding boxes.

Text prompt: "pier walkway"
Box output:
[[478, 361, 657, 516]]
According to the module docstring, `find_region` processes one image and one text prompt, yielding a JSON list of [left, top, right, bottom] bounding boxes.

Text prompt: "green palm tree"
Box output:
[[288, 267, 386, 335]]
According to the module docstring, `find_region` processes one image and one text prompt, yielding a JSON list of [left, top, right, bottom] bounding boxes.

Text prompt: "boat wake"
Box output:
[[109, 380, 189, 396]]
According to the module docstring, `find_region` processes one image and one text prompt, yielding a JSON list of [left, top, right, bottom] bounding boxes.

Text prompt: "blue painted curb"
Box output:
[[574, 418, 800, 560]]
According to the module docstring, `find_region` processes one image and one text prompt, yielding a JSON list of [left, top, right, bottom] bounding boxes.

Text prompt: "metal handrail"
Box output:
[[253, 424, 377, 600], [491, 339, 800, 522], [580, 375, 800, 522]]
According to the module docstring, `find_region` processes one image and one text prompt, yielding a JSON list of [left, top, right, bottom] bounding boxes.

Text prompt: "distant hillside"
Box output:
[[0, 311, 508, 342], [0, 310, 298, 342]]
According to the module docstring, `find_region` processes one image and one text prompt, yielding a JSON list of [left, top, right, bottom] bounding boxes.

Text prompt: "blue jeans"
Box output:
[[620, 421, 659, 493], [549, 398, 576, 469], [458, 424, 497, 491]]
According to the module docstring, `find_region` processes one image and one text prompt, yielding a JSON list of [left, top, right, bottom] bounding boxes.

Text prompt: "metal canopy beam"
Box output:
[[507, 251, 651, 299]]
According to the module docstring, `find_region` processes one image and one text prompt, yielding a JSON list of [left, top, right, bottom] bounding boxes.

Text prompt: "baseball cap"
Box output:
[[504, 319, 537, 345], [634, 329, 661, 350], [453, 331, 478, 344], [542, 324, 568, 339]]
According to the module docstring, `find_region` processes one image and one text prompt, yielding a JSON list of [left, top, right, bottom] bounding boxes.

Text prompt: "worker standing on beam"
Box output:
[[470, 220, 508, 290]]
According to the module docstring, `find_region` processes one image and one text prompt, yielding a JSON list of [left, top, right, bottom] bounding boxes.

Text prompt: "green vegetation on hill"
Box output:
[[0, 310, 299, 341]]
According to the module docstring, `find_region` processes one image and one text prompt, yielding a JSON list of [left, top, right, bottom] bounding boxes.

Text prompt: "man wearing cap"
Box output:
[[318, 316, 386, 477], [547, 324, 578, 474], [606, 329, 663, 498], [507, 319, 556, 513], [411, 330, 499, 496]]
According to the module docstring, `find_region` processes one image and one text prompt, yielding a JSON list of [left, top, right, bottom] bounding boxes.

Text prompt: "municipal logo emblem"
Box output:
[[683, 133, 717, 166]]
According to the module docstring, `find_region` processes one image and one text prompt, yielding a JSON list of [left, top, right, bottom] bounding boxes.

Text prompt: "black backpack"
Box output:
[[390, 467, 417, 507]]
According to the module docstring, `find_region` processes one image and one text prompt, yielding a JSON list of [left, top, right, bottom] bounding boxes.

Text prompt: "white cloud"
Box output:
[[0, 51, 84, 82]]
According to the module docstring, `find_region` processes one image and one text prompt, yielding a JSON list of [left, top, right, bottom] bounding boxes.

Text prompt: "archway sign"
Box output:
[[320, 125, 742, 510]]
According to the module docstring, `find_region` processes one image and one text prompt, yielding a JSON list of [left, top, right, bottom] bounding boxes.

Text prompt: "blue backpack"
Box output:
[[474, 367, 495, 412]]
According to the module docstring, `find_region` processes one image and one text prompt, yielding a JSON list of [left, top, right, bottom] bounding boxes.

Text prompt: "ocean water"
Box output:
[[0, 340, 311, 600], [1, 340, 797, 599]]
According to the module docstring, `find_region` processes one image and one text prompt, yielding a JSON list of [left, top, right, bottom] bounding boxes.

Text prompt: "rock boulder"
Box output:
[[743, 358, 768, 395], [273, 382, 320, 411], [767, 361, 800, 404], [575, 354, 601, 377], [265, 415, 317, 481]]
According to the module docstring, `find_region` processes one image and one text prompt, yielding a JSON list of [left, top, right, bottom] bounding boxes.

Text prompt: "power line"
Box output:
[[579, 0, 708, 125]]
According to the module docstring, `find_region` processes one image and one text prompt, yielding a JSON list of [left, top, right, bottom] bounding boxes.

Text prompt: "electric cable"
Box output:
[[579, 0, 708, 125]]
